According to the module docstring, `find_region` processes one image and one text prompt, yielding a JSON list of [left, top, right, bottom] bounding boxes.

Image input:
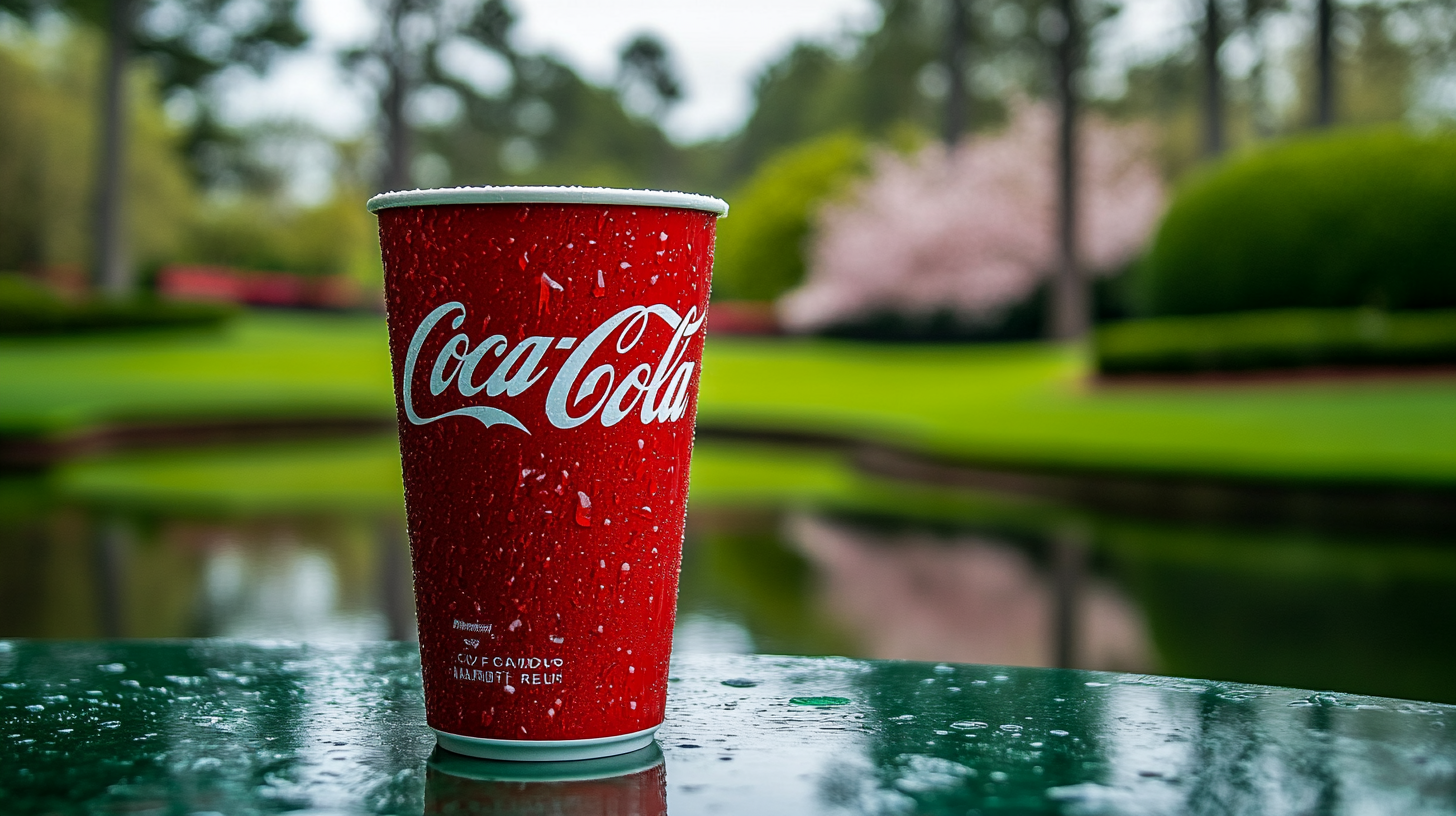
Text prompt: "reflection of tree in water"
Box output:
[[678, 508, 856, 657], [1107, 520, 1456, 704], [786, 512, 1152, 672], [0, 499, 412, 640]]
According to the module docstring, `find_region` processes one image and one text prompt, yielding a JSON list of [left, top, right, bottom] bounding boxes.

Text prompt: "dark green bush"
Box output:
[[1096, 309, 1456, 374], [711, 132, 869, 302], [0, 274, 233, 336], [1135, 128, 1456, 316]]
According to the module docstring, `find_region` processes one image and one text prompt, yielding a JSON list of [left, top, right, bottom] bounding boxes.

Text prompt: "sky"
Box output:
[[220, 0, 883, 145]]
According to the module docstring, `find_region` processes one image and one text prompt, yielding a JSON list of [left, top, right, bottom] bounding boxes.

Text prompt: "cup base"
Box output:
[[433, 724, 661, 762]]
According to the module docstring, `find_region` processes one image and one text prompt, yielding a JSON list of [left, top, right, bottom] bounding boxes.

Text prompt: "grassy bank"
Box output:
[[0, 312, 392, 438], [699, 339, 1456, 489], [5, 313, 1456, 488]]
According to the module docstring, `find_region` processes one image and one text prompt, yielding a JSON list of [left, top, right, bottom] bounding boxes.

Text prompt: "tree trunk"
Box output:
[[1315, 0, 1335, 126], [942, 0, 969, 146], [93, 0, 132, 298], [381, 0, 413, 192], [1202, 0, 1225, 156], [1049, 0, 1086, 341]]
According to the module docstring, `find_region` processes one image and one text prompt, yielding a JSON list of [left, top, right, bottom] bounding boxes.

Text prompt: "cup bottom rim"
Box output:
[[432, 724, 661, 762]]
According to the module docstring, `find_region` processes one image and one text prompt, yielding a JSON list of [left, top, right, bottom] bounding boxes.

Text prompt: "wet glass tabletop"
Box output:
[[2, 641, 1453, 815]]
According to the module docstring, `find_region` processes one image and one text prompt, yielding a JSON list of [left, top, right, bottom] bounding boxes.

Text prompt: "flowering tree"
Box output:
[[778, 103, 1165, 333]]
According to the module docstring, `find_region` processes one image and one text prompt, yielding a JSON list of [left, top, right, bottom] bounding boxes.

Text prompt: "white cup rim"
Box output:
[[367, 185, 728, 216]]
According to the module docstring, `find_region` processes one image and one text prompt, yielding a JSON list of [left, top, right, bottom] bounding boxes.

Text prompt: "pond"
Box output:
[[2, 437, 1453, 705]]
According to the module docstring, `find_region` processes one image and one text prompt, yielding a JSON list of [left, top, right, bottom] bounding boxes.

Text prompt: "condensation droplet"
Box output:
[[576, 491, 592, 526]]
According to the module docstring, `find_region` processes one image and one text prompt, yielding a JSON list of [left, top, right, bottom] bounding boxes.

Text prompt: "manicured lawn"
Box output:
[[6, 313, 1456, 488], [0, 313, 394, 437], [700, 339, 1456, 489]]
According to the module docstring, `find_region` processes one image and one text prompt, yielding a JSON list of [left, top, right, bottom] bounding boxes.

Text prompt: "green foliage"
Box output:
[[0, 28, 195, 276], [1135, 128, 1456, 316], [1096, 309, 1456, 374], [5, 0, 309, 186], [181, 191, 381, 283], [0, 273, 232, 335], [711, 133, 870, 302]]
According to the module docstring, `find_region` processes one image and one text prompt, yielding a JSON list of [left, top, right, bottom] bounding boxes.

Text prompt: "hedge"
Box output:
[[1095, 309, 1456, 374], [711, 132, 869, 302], [0, 274, 233, 335], [1134, 128, 1456, 316]]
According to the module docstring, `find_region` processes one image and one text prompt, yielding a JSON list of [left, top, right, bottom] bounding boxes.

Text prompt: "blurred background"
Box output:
[[1, 0, 1454, 705]]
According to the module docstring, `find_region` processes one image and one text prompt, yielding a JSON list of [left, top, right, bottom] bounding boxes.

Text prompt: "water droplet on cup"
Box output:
[[575, 492, 592, 527]]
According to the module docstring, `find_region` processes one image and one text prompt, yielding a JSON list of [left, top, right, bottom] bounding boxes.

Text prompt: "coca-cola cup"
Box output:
[[368, 187, 727, 761]]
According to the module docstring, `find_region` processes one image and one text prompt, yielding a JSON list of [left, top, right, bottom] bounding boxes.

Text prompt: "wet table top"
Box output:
[[2, 641, 1453, 815]]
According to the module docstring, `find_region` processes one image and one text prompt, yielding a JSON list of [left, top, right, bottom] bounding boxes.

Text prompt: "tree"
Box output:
[[1201, 0, 1225, 156], [1315, 0, 1335, 126], [942, 0, 970, 145], [780, 104, 1163, 333], [617, 33, 683, 121], [347, 0, 515, 191], [1, 0, 307, 295], [0, 29, 195, 281], [1048, 0, 1085, 340]]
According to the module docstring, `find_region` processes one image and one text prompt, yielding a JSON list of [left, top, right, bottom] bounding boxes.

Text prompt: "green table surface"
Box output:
[[2, 641, 1453, 815]]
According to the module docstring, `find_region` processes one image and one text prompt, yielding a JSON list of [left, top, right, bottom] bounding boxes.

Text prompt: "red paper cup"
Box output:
[[368, 187, 727, 761]]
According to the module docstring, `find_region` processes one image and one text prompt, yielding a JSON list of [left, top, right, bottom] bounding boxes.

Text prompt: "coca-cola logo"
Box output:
[[403, 301, 704, 434]]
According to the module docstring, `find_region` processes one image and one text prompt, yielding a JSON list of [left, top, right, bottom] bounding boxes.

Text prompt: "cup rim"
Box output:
[[366, 185, 728, 216]]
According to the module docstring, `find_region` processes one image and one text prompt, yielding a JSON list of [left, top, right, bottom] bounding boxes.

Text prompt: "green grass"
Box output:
[[0, 312, 393, 437], [699, 338, 1456, 489], [54, 436, 407, 515], [48, 438, 855, 516], [7, 313, 1456, 489]]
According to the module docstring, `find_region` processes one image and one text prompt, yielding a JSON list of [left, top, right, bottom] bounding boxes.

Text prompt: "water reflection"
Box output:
[[425, 744, 667, 814], [0, 506, 410, 640], [676, 508, 1151, 673], [3, 438, 1455, 705], [781, 513, 1149, 671]]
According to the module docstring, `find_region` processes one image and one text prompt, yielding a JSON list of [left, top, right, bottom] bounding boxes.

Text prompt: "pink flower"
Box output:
[[779, 103, 1165, 332]]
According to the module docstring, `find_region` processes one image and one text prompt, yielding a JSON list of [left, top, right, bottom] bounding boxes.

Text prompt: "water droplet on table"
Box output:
[[790, 696, 850, 707]]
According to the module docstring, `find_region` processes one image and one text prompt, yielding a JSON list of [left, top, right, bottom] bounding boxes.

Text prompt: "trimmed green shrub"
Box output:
[[1095, 309, 1456, 374], [1135, 128, 1456, 316], [711, 132, 869, 302], [0, 274, 233, 336]]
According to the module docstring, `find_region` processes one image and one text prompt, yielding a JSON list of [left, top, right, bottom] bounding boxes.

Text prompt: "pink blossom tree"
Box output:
[[778, 103, 1165, 334]]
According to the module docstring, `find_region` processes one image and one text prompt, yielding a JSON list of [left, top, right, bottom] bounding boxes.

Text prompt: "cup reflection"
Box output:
[[425, 742, 667, 815]]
